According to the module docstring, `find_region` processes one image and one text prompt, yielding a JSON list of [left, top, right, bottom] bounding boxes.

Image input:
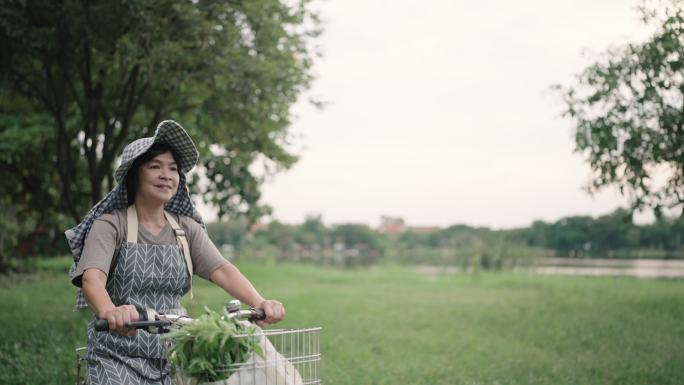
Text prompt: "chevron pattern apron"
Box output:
[[86, 207, 190, 385]]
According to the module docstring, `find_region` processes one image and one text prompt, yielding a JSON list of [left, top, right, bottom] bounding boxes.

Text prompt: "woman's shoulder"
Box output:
[[85, 208, 126, 242], [94, 208, 126, 228], [173, 214, 207, 244], [176, 213, 203, 231], [89, 208, 128, 240]]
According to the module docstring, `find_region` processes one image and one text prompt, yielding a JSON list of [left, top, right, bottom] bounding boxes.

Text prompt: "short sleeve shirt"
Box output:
[[71, 208, 227, 287]]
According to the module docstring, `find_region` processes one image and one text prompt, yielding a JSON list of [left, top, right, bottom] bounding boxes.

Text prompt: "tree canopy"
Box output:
[[205, 208, 684, 268], [555, 1, 684, 217], [0, 0, 320, 261]]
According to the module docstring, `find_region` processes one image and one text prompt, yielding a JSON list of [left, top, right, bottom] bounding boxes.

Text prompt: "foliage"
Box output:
[[330, 223, 386, 266], [296, 214, 328, 248], [394, 226, 544, 269], [509, 207, 684, 257], [205, 208, 684, 266], [0, 0, 321, 261], [206, 220, 250, 251], [555, 0, 684, 216], [162, 307, 263, 383]]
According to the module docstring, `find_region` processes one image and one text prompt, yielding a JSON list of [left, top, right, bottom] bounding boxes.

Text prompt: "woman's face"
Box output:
[[136, 151, 179, 204]]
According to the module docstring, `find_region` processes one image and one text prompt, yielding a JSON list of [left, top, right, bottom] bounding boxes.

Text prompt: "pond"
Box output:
[[533, 257, 684, 278], [416, 257, 684, 279]]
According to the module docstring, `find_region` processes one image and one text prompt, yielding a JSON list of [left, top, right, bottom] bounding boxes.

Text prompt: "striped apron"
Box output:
[[86, 207, 190, 385]]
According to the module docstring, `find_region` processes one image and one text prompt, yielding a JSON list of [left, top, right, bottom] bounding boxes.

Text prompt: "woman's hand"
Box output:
[[83, 269, 139, 336], [257, 299, 286, 326], [209, 263, 286, 326], [99, 304, 139, 336]]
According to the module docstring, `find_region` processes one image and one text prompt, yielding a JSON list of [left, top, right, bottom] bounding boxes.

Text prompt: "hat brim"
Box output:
[[114, 120, 199, 183]]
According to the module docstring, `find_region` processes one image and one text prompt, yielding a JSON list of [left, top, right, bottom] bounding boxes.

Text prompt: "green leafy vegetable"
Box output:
[[162, 307, 263, 382]]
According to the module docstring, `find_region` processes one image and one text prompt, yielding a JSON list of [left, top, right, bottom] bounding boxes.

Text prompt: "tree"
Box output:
[[0, 0, 321, 261], [555, 1, 684, 217], [296, 214, 327, 248], [331, 223, 385, 265], [548, 216, 593, 256], [591, 208, 637, 252], [256, 220, 297, 257], [205, 220, 249, 249]]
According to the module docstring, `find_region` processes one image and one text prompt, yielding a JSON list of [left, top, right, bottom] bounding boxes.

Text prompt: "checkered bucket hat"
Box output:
[[65, 120, 204, 309]]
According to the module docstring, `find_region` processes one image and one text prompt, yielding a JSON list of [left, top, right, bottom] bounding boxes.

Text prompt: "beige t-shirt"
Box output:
[[71, 208, 227, 287]]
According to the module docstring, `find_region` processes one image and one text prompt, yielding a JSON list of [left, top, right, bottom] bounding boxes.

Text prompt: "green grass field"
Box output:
[[1, 259, 683, 385]]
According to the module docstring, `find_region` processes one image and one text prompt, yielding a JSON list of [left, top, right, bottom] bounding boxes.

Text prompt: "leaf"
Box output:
[[164, 305, 262, 381]]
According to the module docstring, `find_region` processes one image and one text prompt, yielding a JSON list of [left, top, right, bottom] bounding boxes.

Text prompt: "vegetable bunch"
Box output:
[[162, 307, 264, 382]]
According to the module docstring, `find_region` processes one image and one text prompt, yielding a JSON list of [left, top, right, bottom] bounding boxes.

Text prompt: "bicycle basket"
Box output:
[[175, 326, 322, 385]]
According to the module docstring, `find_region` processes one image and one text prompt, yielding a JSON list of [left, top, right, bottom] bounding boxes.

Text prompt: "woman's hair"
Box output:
[[125, 142, 180, 204]]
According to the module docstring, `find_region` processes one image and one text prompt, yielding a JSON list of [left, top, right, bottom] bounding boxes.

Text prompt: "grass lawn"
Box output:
[[1, 259, 683, 384]]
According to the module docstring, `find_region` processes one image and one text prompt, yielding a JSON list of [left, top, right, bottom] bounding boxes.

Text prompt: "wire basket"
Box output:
[[242, 326, 322, 385], [176, 326, 322, 385]]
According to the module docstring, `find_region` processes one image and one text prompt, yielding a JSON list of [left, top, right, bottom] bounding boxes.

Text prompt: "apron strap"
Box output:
[[126, 205, 138, 243], [164, 210, 194, 299]]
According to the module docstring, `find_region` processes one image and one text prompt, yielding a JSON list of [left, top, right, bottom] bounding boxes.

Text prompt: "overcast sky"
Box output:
[[203, 0, 657, 229]]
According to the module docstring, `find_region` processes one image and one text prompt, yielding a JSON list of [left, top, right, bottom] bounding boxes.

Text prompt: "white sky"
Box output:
[[203, 0, 659, 229]]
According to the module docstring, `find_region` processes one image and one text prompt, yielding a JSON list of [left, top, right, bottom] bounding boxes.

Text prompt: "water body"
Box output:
[[534, 257, 684, 279], [416, 258, 684, 279]]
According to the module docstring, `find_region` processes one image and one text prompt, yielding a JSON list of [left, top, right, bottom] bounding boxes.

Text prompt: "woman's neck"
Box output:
[[133, 198, 166, 225]]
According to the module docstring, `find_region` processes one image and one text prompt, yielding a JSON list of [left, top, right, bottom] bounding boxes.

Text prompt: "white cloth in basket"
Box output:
[[225, 334, 304, 385], [175, 329, 304, 385]]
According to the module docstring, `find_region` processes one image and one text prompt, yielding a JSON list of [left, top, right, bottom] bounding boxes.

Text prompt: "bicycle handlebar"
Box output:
[[94, 306, 266, 333], [94, 319, 176, 332]]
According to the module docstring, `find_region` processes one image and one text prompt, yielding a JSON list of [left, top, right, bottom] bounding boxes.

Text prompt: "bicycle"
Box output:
[[75, 300, 321, 385]]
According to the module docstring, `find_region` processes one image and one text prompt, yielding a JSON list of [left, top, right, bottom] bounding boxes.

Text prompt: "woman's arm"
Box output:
[[82, 268, 139, 335], [209, 262, 285, 325]]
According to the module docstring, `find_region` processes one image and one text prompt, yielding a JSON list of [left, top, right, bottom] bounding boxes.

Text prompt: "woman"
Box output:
[[66, 120, 284, 384]]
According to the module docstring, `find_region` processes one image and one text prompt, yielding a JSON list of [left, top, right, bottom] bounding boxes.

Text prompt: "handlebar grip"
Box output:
[[250, 308, 266, 321], [94, 305, 148, 332], [94, 319, 110, 332]]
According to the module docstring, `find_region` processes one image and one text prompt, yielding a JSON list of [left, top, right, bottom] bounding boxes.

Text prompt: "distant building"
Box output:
[[376, 216, 440, 235], [377, 215, 406, 234]]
